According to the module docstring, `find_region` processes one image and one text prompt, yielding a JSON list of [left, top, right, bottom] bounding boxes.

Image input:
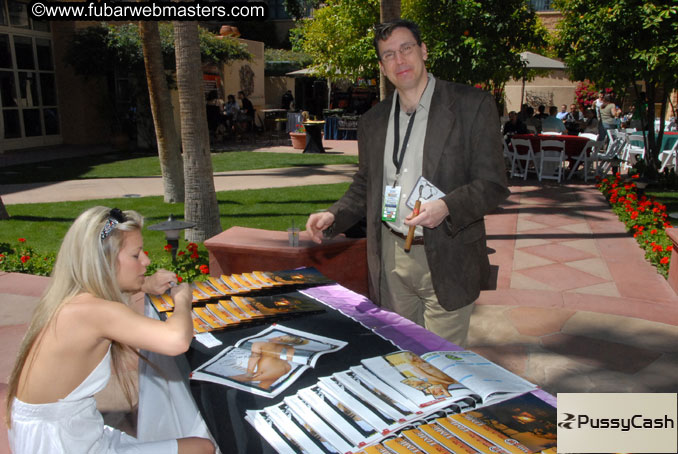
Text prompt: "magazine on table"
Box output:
[[447, 392, 557, 454], [419, 350, 537, 406], [148, 267, 334, 312], [190, 324, 347, 397], [246, 351, 547, 454], [361, 351, 537, 409]]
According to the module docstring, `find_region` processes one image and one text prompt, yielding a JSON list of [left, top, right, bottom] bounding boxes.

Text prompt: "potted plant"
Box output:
[[289, 123, 306, 149]]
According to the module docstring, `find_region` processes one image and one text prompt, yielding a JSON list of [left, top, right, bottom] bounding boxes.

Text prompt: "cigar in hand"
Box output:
[[404, 199, 422, 252]]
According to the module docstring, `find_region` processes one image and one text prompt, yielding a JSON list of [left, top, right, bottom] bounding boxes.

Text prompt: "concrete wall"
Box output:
[[505, 69, 576, 113], [265, 76, 295, 109], [50, 21, 111, 146], [220, 38, 265, 112]]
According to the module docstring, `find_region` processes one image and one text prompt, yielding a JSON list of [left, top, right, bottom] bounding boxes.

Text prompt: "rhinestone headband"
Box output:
[[100, 208, 126, 240]]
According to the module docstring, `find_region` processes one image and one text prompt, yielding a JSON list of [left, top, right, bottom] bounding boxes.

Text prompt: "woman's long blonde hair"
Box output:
[[6, 206, 144, 427]]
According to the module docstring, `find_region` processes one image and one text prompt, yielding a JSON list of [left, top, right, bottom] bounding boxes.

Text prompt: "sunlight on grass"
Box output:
[[0, 151, 358, 184], [0, 183, 350, 264]]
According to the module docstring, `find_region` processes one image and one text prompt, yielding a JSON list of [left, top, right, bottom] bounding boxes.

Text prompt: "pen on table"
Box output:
[[405, 186, 423, 252]]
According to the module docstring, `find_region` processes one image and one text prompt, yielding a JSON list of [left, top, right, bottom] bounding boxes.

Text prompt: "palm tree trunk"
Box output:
[[140, 21, 185, 203], [379, 0, 400, 100], [0, 197, 9, 220], [174, 21, 221, 241]]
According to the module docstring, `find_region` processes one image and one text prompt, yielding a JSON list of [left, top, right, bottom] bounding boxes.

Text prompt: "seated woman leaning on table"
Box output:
[[6, 206, 214, 454]]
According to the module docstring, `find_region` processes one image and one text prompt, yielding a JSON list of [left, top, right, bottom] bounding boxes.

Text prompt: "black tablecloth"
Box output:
[[185, 302, 398, 453]]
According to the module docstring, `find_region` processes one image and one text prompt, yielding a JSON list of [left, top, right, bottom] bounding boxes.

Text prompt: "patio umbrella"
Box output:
[[519, 51, 567, 105]]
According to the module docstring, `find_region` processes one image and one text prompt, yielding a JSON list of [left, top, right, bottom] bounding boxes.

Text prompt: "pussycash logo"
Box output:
[[558, 412, 675, 432]]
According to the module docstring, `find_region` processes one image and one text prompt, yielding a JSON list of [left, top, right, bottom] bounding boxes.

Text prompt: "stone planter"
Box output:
[[289, 132, 306, 150]]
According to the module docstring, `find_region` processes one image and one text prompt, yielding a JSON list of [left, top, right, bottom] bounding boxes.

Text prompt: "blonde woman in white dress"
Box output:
[[6, 206, 214, 454]]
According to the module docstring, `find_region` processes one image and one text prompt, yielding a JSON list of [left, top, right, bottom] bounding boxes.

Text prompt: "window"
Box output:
[[529, 0, 555, 11], [0, 0, 59, 143]]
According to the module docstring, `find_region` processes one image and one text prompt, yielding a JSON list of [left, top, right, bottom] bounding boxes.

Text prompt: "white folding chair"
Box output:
[[541, 131, 563, 135], [568, 140, 604, 182], [538, 139, 567, 182], [596, 135, 625, 175], [503, 140, 524, 178], [579, 133, 598, 141], [659, 139, 678, 173], [622, 132, 645, 168], [510, 137, 537, 180]]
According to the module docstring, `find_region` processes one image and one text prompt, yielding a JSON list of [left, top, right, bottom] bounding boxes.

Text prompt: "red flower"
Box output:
[[631, 174, 639, 179], [164, 244, 173, 252], [18, 238, 26, 243], [651, 229, 658, 235], [178, 251, 186, 256], [176, 274, 183, 283], [187, 242, 198, 252], [660, 257, 670, 265], [199, 265, 209, 274], [668, 245, 674, 252], [144, 250, 149, 255], [20, 255, 30, 264], [190, 252, 199, 260]]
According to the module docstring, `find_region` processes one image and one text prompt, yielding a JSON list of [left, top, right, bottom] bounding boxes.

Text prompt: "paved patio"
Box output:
[[1, 139, 677, 452]]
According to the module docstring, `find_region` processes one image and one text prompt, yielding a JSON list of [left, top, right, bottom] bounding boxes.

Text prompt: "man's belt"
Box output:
[[384, 223, 424, 245]]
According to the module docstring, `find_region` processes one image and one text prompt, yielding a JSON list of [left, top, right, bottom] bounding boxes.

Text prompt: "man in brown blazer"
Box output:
[[306, 19, 508, 346]]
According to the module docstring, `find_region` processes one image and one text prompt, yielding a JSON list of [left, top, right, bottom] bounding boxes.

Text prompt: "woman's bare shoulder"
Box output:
[[59, 293, 131, 322]]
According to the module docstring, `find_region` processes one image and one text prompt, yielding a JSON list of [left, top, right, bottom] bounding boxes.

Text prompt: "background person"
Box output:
[[540, 105, 567, 134], [599, 94, 619, 140], [6, 206, 214, 454], [503, 111, 529, 137], [305, 20, 508, 347]]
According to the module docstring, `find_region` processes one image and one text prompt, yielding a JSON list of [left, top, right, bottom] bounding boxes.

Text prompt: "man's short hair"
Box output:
[[373, 19, 422, 60], [549, 106, 558, 115]]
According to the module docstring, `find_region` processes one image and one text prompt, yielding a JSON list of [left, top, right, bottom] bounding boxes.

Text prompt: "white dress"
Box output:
[[9, 346, 178, 453]]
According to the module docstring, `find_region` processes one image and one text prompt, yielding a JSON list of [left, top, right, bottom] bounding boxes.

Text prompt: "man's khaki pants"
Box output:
[[380, 224, 474, 347]]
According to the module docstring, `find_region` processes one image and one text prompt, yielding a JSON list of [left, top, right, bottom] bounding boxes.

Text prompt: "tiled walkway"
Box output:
[[472, 182, 678, 395], [1, 141, 678, 453]]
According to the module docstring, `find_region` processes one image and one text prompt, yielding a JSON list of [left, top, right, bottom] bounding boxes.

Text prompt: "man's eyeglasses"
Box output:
[[380, 42, 417, 63]]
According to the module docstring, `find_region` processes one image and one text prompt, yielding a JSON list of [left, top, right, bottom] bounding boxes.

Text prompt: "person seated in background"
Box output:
[[582, 108, 599, 134], [223, 94, 239, 133], [6, 206, 214, 454], [502, 111, 528, 138], [281, 90, 294, 110], [523, 106, 541, 133], [564, 103, 584, 135], [237, 91, 255, 132], [534, 105, 549, 120], [540, 105, 567, 134], [556, 104, 569, 120]]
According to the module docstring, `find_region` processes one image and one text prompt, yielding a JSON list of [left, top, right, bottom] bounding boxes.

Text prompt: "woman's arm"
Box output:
[[78, 283, 194, 356]]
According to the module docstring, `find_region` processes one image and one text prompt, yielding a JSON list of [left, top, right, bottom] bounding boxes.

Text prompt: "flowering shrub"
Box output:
[[145, 241, 210, 282], [0, 237, 210, 283], [574, 81, 614, 110], [597, 173, 673, 277], [0, 238, 55, 276], [293, 123, 305, 134]]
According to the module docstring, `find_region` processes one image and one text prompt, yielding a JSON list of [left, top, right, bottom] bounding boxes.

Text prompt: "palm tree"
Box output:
[[0, 197, 8, 220], [173, 21, 221, 241], [379, 0, 400, 100], [140, 21, 184, 203]]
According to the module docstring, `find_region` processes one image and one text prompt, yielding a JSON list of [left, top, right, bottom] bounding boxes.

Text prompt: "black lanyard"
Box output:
[[392, 94, 417, 179]]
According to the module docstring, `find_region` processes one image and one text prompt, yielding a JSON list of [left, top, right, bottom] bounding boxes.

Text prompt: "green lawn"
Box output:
[[647, 190, 678, 219], [0, 151, 358, 184], [0, 183, 350, 263]]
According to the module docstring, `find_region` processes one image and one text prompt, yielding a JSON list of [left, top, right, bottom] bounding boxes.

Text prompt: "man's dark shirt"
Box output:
[[241, 97, 254, 118], [503, 119, 528, 136]]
